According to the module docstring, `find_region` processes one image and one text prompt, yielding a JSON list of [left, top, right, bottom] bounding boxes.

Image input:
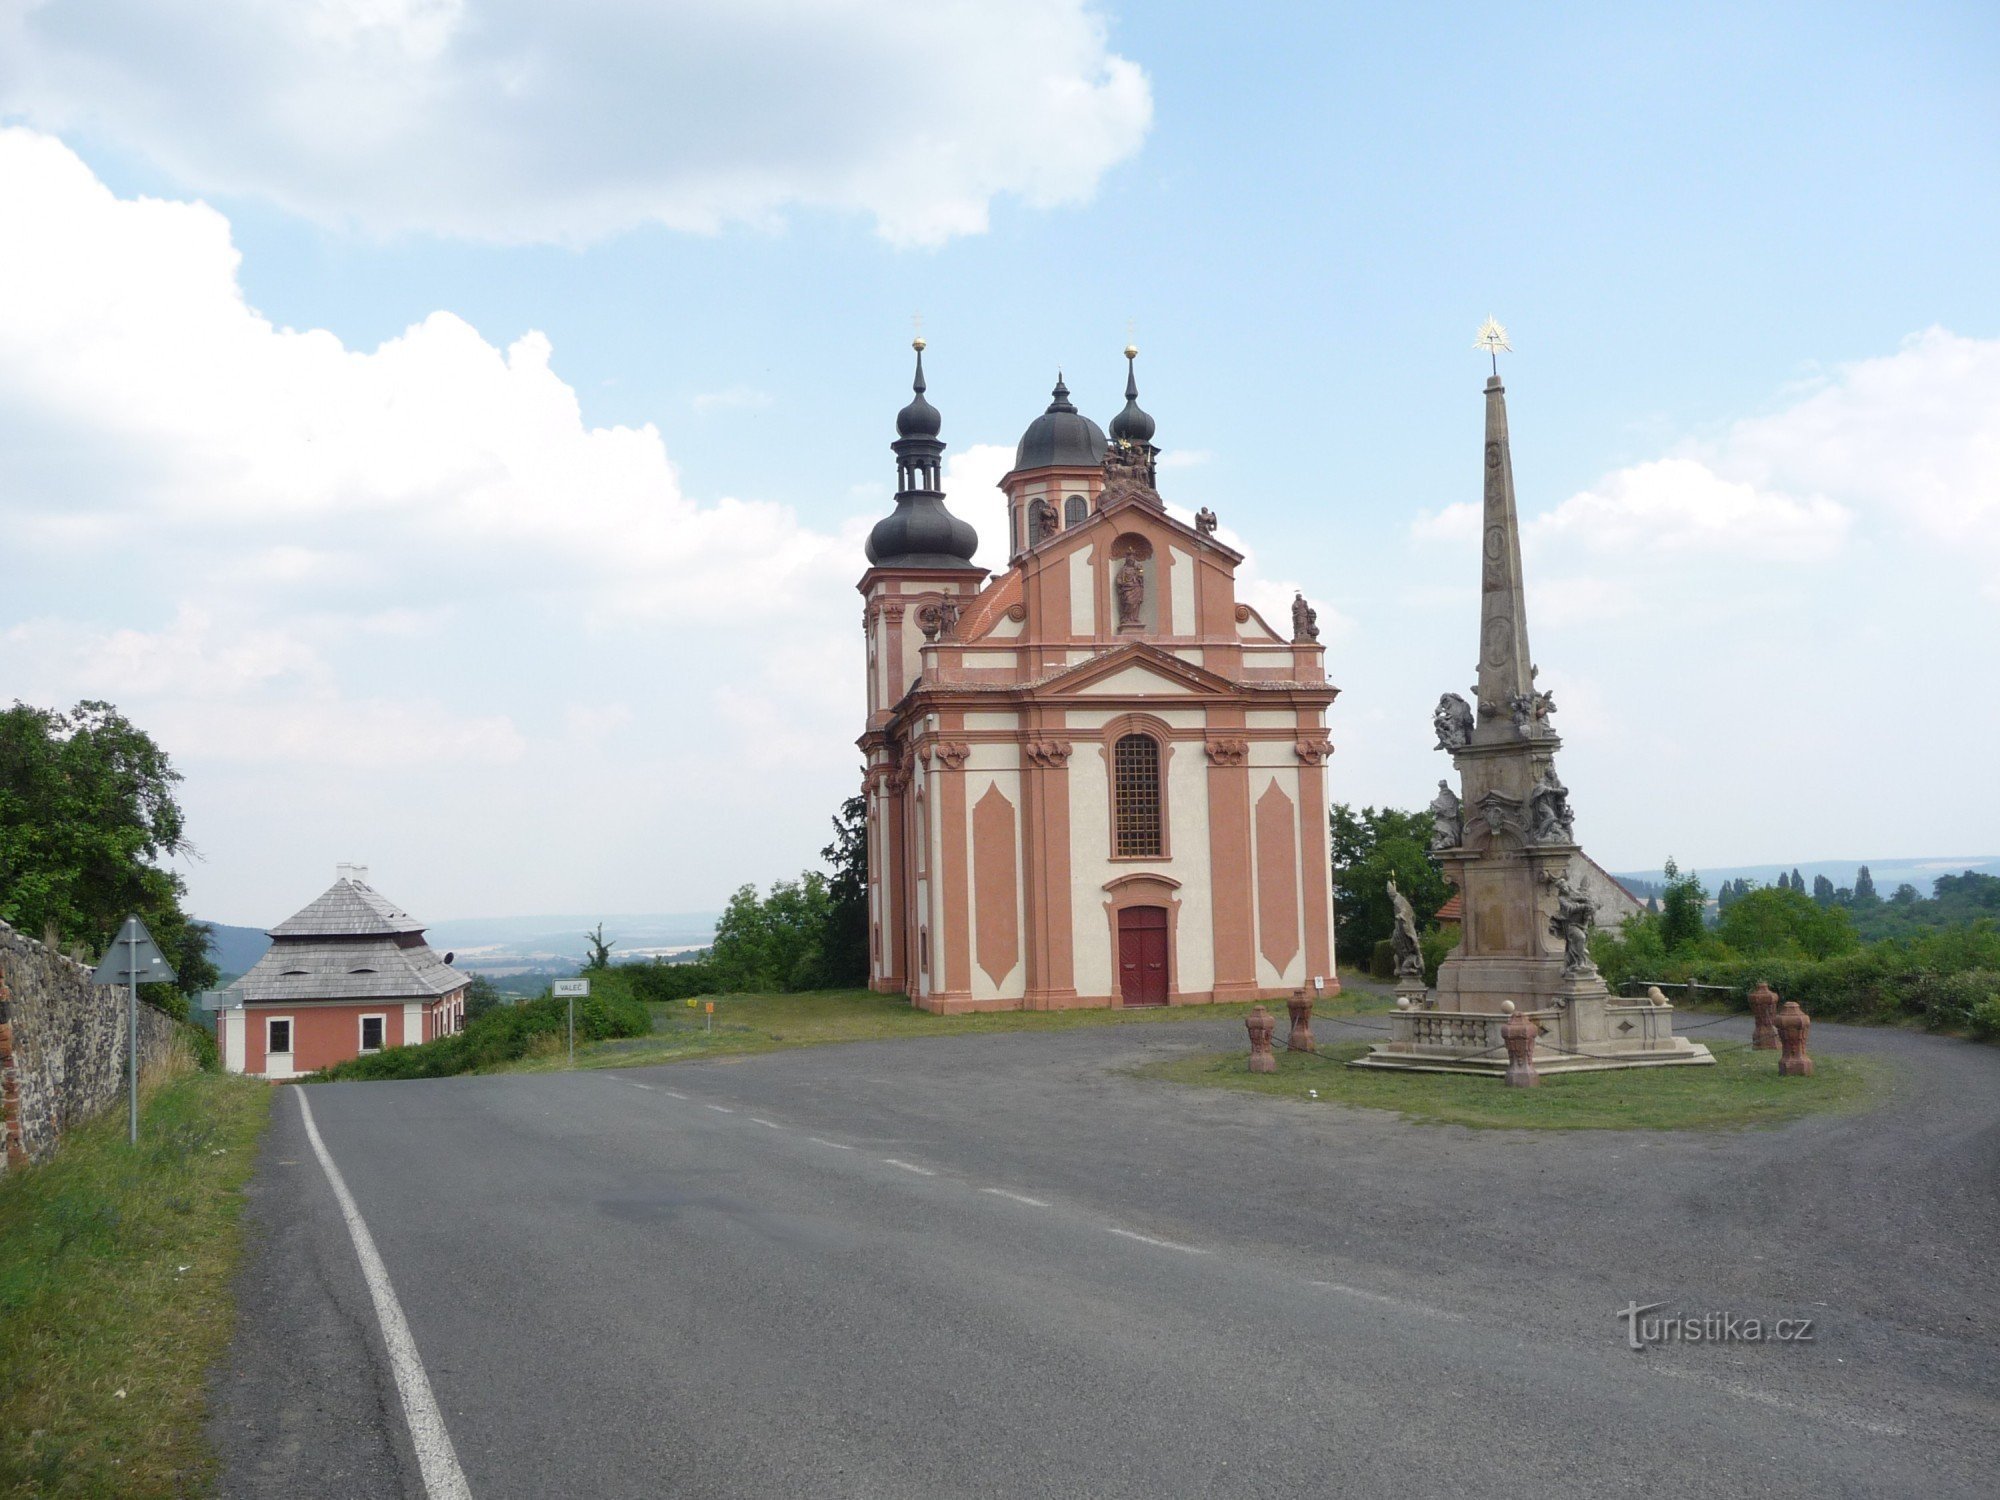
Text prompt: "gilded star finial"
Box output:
[[912, 311, 925, 353], [1475, 316, 1511, 376]]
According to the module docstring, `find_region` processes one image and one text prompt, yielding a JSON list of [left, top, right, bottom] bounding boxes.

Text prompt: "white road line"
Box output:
[[750, 1118, 782, 1129], [1651, 1365, 1907, 1437], [660, 1089, 687, 1100], [706, 1105, 734, 1113], [1106, 1226, 1208, 1254], [296, 1092, 473, 1500], [809, 1138, 854, 1150], [1309, 1281, 1465, 1322], [627, 1082, 654, 1091], [981, 1188, 1052, 1208], [881, 1158, 936, 1176]]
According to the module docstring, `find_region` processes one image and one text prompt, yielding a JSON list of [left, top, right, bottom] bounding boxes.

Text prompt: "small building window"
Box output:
[[1113, 734, 1163, 857], [1064, 494, 1088, 526], [267, 1018, 292, 1055], [360, 1015, 385, 1053]]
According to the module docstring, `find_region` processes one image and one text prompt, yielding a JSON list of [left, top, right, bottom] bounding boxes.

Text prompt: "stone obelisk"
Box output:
[[1353, 323, 1711, 1072]]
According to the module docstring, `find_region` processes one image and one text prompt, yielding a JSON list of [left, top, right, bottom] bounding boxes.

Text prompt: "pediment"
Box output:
[[1042, 642, 1239, 699]]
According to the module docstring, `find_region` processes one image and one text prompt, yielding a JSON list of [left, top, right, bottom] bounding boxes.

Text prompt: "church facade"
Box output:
[[858, 344, 1340, 1012]]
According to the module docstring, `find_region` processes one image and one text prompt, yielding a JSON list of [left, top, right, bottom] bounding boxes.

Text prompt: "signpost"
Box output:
[[91, 915, 177, 1145], [553, 978, 590, 1067]]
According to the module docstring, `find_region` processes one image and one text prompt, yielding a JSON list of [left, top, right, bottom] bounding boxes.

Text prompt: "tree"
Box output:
[[1890, 883, 1920, 907], [583, 922, 614, 968], [464, 974, 504, 1020], [1790, 867, 1805, 893], [1328, 804, 1449, 959], [1658, 858, 1708, 954], [1812, 873, 1835, 905], [709, 875, 837, 992], [819, 792, 869, 988], [0, 700, 217, 1011], [1774, 871, 1789, 892], [1715, 886, 1859, 960], [1853, 865, 1878, 903]]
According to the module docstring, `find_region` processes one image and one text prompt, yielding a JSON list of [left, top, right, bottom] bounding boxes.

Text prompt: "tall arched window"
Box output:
[[1064, 494, 1088, 527], [1113, 734, 1163, 857]]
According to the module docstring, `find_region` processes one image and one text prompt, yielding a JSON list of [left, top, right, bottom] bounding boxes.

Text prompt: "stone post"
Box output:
[[1245, 1005, 1277, 1073], [1500, 1001, 1540, 1089], [1285, 989, 1315, 1053], [1775, 1000, 1813, 1077], [1747, 981, 1781, 1050]]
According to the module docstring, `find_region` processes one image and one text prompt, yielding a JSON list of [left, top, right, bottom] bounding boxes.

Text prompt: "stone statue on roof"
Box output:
[[1291, 592, 1320, 643], [1195, 506, 1217, 536]]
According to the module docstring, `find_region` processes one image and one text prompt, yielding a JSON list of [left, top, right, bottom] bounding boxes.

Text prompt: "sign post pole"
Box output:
[[553, 979, 591, 1069], [91, 915, 176, 1147], [127, 922, 139, 1145]]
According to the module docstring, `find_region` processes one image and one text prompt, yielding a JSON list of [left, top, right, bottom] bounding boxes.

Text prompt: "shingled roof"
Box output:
[[235, 869, 467, 1004]]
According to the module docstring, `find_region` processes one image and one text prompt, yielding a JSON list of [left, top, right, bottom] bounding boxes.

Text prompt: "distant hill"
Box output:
[[1611, 856, 2000, 897], [197, 910, 719, 984]]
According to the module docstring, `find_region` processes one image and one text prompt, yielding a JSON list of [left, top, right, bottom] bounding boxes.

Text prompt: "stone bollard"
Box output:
[[1775, 1000, 1814, 1077], [1245, 1005, 1278, 1073], [1748, 981, 1781, 1050], [1286, 989, 1316, 1052], [1500, 1000, 1540, 1089]]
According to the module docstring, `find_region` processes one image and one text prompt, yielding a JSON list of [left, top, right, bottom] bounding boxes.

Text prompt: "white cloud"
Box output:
[[943, 442, 1016, 574], [1536, 458, 1850, 559], [0, 1, 1152, 246]]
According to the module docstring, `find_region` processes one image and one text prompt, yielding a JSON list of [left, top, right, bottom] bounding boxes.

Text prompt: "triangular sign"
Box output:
[[90, 915, 177, 986]]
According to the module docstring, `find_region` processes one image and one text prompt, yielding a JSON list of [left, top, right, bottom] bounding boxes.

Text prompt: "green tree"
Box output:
[[818, 791, 869, 988], [464, 974, 504, 1020], [1812, 873, 1835, 905], [1328, 804, 1449, 959], [1890, 883, 1920, 907], [583, 922, 614, 968], [1715, 886, 1860, 960], [1658, 858, 1708, 955], [0, 700, 217, 1012], [1790, 867, 1805, 892], [709, 874, 837, 992], [1853, 865, 1878, 903], [1774, 871, 1789, 893]]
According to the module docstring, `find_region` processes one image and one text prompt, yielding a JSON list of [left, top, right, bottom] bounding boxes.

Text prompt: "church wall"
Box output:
[[1245, 709, 1294, 731], [1066, 744, 1113, 999], [1164, 748, 1217, 994], [1167, 546, 1196, 634], [1068, 548, 1095, 636], [965, 755, 1027, 1004], [1065, 706, 1204, 730], [1248, 762, 1306, 990]]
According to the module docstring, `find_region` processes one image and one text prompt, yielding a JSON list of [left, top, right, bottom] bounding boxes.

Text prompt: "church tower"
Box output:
[[859, 344, 1340, 1013]]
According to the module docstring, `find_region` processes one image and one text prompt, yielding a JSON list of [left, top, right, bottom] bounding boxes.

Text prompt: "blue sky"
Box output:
[[1, 1, 1996, 925]]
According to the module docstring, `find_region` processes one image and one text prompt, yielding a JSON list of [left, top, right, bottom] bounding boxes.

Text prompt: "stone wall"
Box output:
[[0, 918, 182, 1172]]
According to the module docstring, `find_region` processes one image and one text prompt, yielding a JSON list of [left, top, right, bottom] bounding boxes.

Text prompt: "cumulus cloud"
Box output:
[[1536, 458, 1850, 560], [0, 0, 1152, 246]]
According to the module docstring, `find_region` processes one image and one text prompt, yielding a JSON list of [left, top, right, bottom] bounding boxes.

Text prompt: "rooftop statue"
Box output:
[[1195, 506, 1218, 536], [1428, 779, 1463, 852], [1432, 692, 1474, 752], [1291, 592, 1320, 643]]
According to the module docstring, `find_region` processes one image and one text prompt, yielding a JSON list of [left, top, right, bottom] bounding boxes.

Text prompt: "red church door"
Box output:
[[1117, 906, 1170, 1006]]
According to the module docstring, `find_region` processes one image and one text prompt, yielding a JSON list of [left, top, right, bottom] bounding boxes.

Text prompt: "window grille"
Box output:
[[1065, 495, 1088, 526], [1113, 734, 1163, 856]]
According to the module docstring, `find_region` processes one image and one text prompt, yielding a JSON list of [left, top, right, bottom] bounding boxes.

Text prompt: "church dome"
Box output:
[[865, 497, 979, 568], [1015, 376, 1108, 470], [896, 344, 942, 439], [1107, 345, 1155, 445]]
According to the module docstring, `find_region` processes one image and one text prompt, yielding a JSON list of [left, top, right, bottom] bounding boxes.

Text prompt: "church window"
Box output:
[[1113, 734, 1163, 857], [1064, 494, 1088, 526]]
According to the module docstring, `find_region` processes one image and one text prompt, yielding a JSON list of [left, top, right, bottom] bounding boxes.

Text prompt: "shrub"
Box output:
[[1369, 939, 1395, 981], [620, 960, 719, 1004], [181, 1020, 219, 1073], [1420, 926, 1458, 987], [311, 985, 651, 1082]]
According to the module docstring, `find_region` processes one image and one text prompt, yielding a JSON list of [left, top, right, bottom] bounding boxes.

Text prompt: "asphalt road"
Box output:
[[210, 1013, 2000, 1499]]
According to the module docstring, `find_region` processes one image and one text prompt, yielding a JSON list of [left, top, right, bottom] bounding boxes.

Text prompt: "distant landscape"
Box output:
[[201, 910, 720, 992], [1611, 856, 2000, 903]]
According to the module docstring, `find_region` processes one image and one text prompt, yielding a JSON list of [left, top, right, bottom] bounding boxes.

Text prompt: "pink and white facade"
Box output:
[[859, 348, 1341, 1013]]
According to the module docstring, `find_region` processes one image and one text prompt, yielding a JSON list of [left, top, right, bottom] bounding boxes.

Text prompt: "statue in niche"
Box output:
[[1195, 506, 1218, 536], [1386, 876, 1424, 981], [1545, 868, 1597, 978], [1432, 692, 1474, 751], [1291, 592, 1320, 643], [1030, 495, 1060, 544], [1428, 780, 1463, 852], [1528, 764, 1575, 844], [1114, 553, 1146, 628]]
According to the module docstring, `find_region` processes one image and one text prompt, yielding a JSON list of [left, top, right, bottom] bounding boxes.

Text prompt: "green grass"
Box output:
[[1132, 1039, 1886, 1131], [0, 1061, 274, 1498], [504, 971, 1397, 1073]]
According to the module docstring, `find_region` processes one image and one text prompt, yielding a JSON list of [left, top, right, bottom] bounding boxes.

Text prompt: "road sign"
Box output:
[[199, 990, 240, 1012], [90, 915, 176, 986], [553, 979, 590, 998]]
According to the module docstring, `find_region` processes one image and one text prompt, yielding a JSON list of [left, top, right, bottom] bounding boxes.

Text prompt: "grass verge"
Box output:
[[508, 972, 1397, 1073], [0, 1061, 274, 1497], [1132, 1039, 1885, 1131]]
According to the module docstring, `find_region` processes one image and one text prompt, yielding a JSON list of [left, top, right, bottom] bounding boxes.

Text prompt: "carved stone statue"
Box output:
[[1290, 592, 1320, 643], [1194, 506, 1218, 536], [1528, 764, 1575, 845], [1432, 692, 1474, 752], [1114, 553, 1146, 628], [1386, 876, 1423, 981], [1545, 869, 1597, 978], [1030, 495, 1060, 544], [1428, 780, 1462, 852], [1100, 443, 1160, 507], [1508, 687, 1556, 731]]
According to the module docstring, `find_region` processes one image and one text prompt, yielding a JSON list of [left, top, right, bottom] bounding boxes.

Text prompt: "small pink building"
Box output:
[[219, 865, 467, 1079]]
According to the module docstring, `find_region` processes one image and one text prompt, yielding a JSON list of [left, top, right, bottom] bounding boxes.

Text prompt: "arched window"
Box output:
[[1064, 494, 1088, 527], [1112, 734, 1163, 857]]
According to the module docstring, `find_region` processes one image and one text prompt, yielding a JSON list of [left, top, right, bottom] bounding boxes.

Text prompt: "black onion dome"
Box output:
[[1014, 374, 1108, 470], [1107, 346, 1155, 445], [896, 346, 942, 439], [865, 497, 978, 568]]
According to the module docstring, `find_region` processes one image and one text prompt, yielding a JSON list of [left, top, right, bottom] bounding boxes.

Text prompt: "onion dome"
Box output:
[[1014, 374, 1108, 470], [867, 339, 980, 570], [1107, 344, 1156, 445]]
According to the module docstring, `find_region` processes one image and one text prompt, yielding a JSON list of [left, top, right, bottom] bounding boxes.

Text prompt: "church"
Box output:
[[858, 343, 1340, 1012]]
